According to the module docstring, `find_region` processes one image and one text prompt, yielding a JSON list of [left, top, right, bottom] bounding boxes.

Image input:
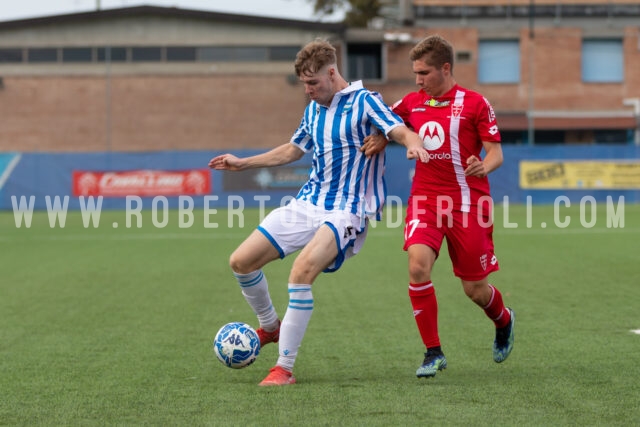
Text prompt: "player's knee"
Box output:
[[408, 259, 430, 283], [229, 251, 251, 274], [289, 260, 319, 284], [462, 281, 489, 305], [467, 291, 484, 305]]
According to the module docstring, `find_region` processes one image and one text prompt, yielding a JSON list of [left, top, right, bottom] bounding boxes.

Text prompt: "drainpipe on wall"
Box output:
[[623, 98, 640, 145]]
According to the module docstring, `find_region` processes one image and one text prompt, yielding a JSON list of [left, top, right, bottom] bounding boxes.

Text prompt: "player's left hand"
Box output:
[[464, 155, 487, 177], [361, 134, 388, 157]]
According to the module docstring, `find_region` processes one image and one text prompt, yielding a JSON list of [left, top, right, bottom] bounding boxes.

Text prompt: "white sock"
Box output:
[[277, 284, 313, 372], [233, 270, 279, 331]]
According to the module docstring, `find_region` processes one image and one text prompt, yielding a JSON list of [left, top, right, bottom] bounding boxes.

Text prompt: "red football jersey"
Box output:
[[393, 84, 501, 212]]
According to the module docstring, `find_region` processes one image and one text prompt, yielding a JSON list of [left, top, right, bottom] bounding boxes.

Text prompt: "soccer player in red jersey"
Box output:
[[363, 35, 515, 378]]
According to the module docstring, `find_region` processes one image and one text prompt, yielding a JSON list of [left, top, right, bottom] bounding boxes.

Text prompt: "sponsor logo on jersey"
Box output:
[[484, 97, 496, 122], [424, 98, 451, 108], [412, 107, 426, 112], [418, 121, 446, 151], [489, 125, 499, 135], [429, 152, 452, 160]]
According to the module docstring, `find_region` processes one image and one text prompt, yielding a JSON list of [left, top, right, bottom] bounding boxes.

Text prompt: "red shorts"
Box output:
[[403, 198, 499, 281]]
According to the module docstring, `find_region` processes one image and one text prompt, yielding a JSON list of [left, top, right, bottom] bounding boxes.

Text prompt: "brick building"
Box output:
[[0, 7, 345, 152], [379, 0, 640, 144], [0, 2, 639, 152]]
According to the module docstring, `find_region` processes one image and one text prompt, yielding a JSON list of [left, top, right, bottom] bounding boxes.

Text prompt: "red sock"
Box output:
[[408, 282, 440, 348], [483, 285, 511, 328]]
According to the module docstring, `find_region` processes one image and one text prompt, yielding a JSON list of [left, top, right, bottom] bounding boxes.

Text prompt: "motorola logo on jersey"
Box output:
[[418, 121, 446, 151], [418, 121, 452, 160]]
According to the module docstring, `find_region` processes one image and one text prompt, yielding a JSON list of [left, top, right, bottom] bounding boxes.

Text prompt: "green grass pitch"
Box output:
[[1, 202, 639, 425]]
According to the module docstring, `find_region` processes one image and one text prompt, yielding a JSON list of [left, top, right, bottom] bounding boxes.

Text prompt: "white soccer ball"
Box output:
[[213, 322, 260, 369]]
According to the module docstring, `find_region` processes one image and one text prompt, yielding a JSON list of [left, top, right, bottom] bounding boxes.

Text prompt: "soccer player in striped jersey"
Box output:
[[363, 35, 515, 378], [208, 39, 428, 386]]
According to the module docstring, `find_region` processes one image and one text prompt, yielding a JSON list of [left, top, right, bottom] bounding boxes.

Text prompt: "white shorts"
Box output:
[[257, 198, 369, 272]]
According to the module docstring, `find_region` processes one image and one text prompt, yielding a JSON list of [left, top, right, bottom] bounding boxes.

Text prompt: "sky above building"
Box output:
[[0, 0, 346, 22]]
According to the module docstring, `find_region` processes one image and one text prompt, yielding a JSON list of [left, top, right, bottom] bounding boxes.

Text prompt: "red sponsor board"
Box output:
[[72, 169, 211, 197]]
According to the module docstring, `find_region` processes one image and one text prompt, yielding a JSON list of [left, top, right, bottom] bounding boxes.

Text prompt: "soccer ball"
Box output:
[[213, 322, 260, 369]]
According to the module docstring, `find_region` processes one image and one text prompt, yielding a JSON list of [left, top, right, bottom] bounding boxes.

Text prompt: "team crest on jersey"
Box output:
[[342, 103, 353, 114], [451, 104, 464, 118], [418, 121, 446, 151], [480, 254, 487, 271]]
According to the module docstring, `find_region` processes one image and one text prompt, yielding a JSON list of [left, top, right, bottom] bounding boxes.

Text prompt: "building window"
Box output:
[[582, 39, 623, 83], [478, 40, 520, 84], [593, 129, 630, 144], [347, 43, 382, 81], [166, 47, 196, 61], [131, 47, 162, 62], [28, 48, 58, 63], [269, 46, 299, 61], [198, 47, 269, 62], [8, 45, 308, 65], [62, 47, 93, 62], [456, 51, 472, 63], [234, 47, 268, 61], [0, 48, 23, 63], [533, 130, 567, 144], [97, 47, 128, 62]]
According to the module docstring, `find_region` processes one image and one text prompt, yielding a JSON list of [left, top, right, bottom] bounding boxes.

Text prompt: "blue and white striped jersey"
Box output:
[[290, 81, 403, 222]]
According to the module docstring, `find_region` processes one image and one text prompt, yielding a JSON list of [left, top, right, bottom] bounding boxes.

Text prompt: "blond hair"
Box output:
[[294, 39, 337, 77]]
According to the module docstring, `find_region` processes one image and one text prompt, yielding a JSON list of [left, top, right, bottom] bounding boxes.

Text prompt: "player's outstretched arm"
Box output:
[[388, 126, 429, 163], [209, 143, 305, 171]]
